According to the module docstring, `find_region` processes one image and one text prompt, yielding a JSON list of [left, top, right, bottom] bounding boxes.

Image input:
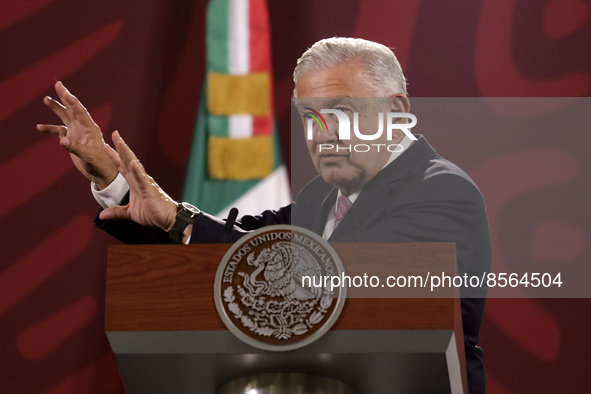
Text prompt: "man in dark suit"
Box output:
[[39, 38, 490, 393]]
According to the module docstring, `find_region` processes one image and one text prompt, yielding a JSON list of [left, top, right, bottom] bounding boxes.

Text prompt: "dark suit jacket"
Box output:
[[96, 135, 491, 393]]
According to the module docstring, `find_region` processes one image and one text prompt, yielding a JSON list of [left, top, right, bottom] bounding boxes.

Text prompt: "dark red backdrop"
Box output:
[[1, 0, 590, 392]]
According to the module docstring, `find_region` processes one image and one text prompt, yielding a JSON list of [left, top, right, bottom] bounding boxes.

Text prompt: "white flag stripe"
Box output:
[[229, 114, 253, 138], [228, 0, 249, 75], [216, 165, 292, 218]]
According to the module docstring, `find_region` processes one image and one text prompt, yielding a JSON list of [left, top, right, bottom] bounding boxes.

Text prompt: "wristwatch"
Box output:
[[168, 202, 201, 243]]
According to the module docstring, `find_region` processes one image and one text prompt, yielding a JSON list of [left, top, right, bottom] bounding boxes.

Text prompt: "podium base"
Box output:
[[216, 373, 359, 394]]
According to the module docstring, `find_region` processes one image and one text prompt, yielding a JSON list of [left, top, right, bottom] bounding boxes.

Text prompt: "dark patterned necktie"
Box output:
[[333, 195, 352, 230]]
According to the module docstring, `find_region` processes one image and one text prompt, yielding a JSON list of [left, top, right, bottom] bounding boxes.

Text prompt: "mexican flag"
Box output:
[[182, 0, 290, 218]]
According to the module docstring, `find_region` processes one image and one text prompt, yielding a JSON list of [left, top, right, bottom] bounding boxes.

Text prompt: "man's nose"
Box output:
[[314, 118, 339, 144]]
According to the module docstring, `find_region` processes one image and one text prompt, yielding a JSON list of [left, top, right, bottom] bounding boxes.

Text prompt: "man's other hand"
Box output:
[[99, 131, 179, 232], [37, 81, 118, 190]]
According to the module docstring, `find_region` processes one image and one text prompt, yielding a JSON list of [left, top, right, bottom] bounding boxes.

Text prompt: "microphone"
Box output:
[[224, 208, 239, 238]]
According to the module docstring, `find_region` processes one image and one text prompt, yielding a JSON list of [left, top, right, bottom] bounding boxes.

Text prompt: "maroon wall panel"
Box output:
[[1, 0, 589, 392]]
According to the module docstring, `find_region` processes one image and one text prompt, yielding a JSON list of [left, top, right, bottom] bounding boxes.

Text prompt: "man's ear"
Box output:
[[390, 93, 410, 113]]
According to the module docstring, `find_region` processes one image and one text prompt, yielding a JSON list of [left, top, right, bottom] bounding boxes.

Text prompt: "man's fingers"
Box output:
[[37, 124, 86, 155], [111, 132, 147, 194], [55, 81, 76, 106], [37, 124, 67, 138], [99, 205, 130, 221], [104, 142, 142, 190], [37, 124, 88, 160], [43, 96, 69, 124], [110, 133, 152, 197], [55, 81, 95, 127], [112, 130, 139, 167], [129, 159, 151, 193]]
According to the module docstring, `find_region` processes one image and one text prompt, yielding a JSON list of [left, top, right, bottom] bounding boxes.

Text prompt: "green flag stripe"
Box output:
[[206, 0, 229, 73], [207, 115, 229, 137], [206, 0, 230, 138]]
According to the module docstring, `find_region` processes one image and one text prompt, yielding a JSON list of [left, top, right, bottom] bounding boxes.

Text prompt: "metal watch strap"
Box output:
[[168, 202, 200, 243]]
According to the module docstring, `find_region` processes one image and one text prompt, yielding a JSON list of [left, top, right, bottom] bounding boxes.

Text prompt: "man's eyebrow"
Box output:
[[293, 98, 313, 111]]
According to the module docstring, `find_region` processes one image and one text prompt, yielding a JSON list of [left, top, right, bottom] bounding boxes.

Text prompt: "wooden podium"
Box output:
[[105, 243, 467, 393]]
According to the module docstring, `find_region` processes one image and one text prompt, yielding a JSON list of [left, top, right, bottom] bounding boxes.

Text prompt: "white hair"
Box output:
[[293, 37, 408, 97]]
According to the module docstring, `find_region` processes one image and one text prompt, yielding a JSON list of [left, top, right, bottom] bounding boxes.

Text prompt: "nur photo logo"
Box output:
[[302, 107, 418, 153]]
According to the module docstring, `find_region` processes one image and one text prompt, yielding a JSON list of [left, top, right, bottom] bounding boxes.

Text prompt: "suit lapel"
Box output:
[[329, 136, 436, 241], [313, 187, 337, 235], [292, 178, 337, 236]]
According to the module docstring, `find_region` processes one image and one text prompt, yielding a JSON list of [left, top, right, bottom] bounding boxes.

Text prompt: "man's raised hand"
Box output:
[[37, 81, 118, 190], [99, 131, 179, 232]]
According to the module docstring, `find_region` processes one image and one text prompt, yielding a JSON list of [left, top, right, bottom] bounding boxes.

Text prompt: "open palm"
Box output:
[[37, 81, 117, 189], [99, 131, 179, 232]]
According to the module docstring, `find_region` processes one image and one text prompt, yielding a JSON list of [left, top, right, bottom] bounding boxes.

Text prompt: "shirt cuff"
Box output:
[[91, 173, 130, 209]]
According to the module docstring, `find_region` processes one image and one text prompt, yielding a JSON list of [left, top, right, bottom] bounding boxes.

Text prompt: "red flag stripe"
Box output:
[[248, 0, 271, 73], [249, 0, 272, 136]]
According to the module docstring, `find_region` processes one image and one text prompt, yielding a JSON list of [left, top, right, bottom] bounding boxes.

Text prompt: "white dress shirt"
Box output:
[[92, 172, 129, 209]]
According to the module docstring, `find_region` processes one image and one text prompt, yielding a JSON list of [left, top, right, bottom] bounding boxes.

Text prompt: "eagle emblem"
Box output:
[[214, 226, 346, 351], [238, 242, 323, 301]]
